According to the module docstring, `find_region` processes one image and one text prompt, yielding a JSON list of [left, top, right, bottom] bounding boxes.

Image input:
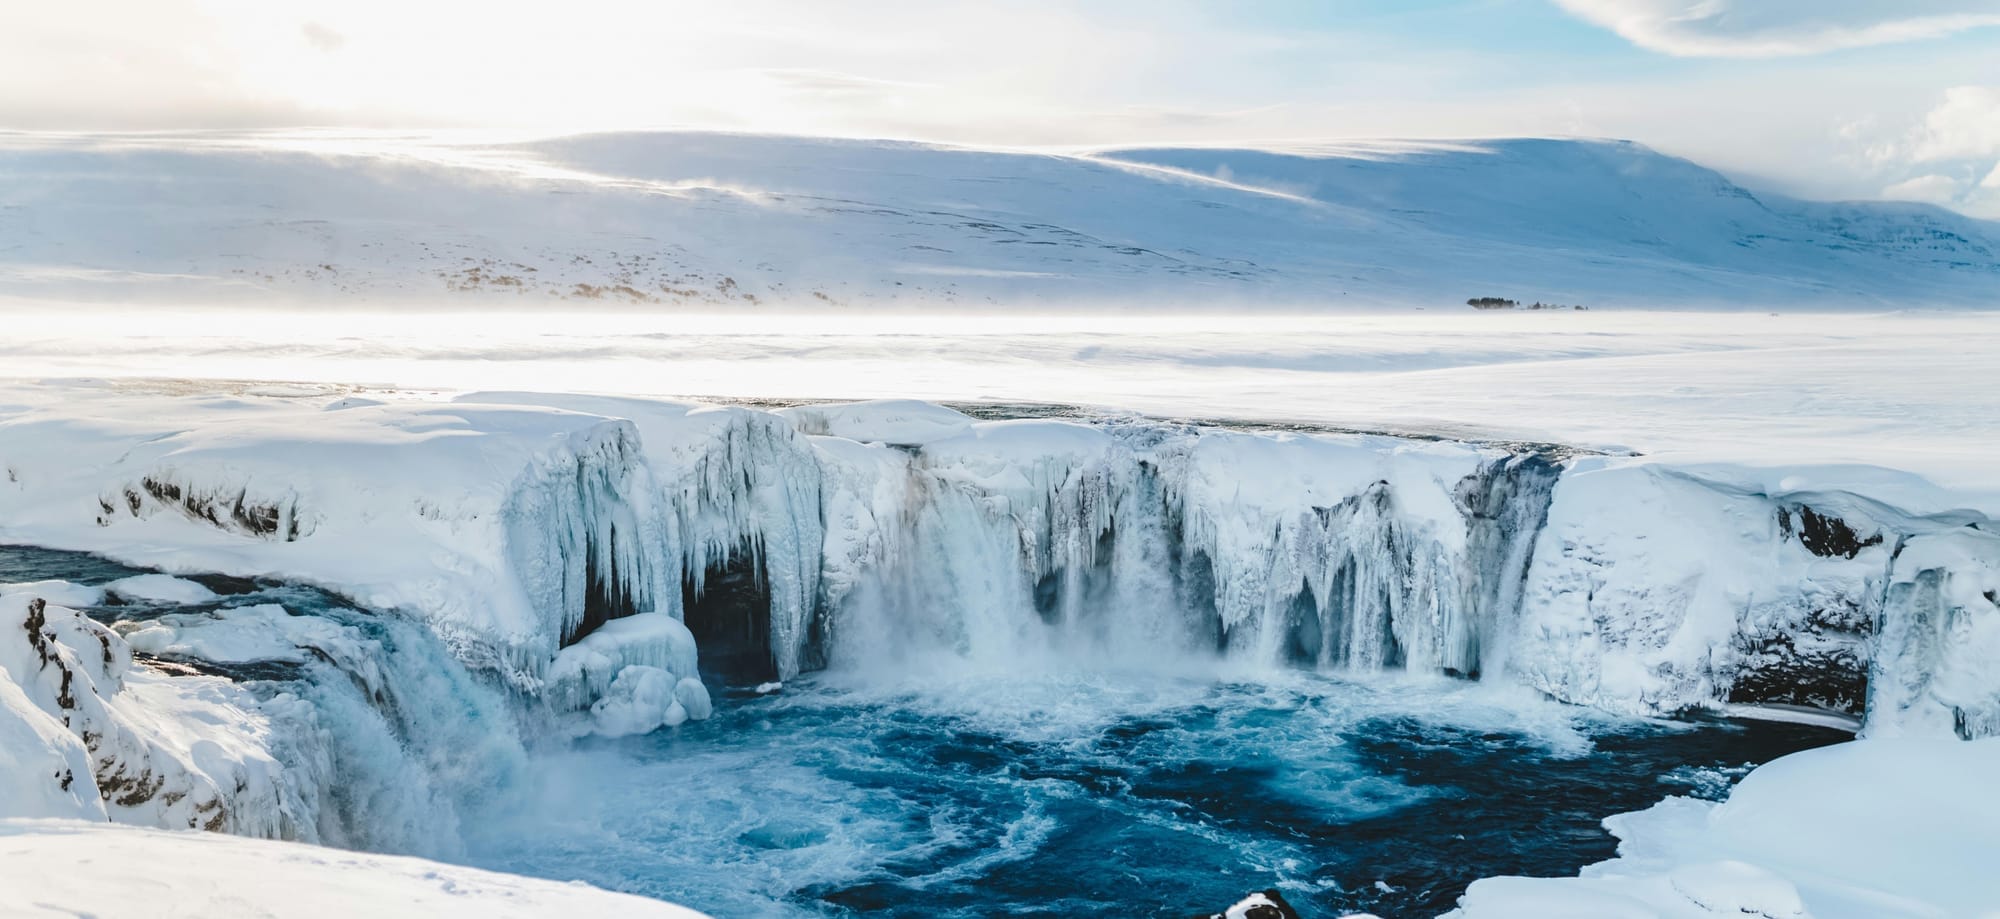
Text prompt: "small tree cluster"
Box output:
[[1466, 297, 1590, 311]]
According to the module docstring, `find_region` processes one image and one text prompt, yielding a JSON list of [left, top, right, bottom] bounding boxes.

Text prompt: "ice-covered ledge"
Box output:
[[0, 382, 668, 688], [2, 380, 1995, 739], [0, 818, 711, 918]]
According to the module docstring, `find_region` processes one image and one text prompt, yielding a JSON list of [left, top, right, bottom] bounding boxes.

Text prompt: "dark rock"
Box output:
[[1778, 506, 1883, 560], [1198, 889, 1304, 919]]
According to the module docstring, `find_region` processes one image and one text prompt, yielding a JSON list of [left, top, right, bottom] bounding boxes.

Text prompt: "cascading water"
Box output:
[[800, 419, 1565, 688], [6, 396, 1999, 918]]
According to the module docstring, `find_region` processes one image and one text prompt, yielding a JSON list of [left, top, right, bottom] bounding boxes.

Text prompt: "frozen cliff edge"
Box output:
[[0, 590, 288, 833], [1515, 458, 2000, 738], [0, 818, 711, 918], [0, 388, 671, 691], [1, 381, 1996, 742], [1448, 737, 2000, 918]]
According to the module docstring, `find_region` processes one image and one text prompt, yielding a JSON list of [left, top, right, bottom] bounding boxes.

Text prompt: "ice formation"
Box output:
[[1513, 460, 2000, 737], [0, 573, 537, 856], [2, 384, 1995, 744]]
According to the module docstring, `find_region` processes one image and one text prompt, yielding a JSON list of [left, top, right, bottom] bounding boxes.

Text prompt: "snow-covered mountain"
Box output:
[[2, 131, 1995, 309]]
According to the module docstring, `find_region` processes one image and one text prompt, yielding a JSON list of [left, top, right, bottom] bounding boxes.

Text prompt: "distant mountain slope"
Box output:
[[0, 131, 1994, 308]]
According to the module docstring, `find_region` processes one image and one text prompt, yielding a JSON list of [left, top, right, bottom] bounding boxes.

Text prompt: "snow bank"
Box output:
[[0, 384, 665, 689], [106, 573, 219, 604], [1448, 738, 2000, 918], [775, 399, 975, 446], [0, 591, 291, 834], [0, 818, 710, 918]]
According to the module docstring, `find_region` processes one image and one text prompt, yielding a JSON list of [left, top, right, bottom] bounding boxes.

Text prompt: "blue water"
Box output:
[[3, 545, 1847, 918], [467, 671, 1845, 918]]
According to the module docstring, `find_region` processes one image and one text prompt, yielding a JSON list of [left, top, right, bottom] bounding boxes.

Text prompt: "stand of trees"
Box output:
[[1466, 297, 1588, 311]]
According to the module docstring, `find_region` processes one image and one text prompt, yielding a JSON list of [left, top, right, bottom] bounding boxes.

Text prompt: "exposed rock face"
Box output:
[[1, 593, 289, 834], [1779, 504, 1883, 560]]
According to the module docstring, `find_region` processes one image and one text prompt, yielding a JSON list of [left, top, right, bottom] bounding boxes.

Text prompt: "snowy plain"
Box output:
[[4, 307, 1998, 498]]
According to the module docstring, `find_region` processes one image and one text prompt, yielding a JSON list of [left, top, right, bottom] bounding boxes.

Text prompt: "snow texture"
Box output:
[[1448, 738, 2000, 918], [0, 386, 667, 689], [1511, 458, 2000, 737], [0, 818, 711, 918]]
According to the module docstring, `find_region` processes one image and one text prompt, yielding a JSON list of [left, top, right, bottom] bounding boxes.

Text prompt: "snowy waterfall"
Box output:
[[6, 391, 2000, 861]]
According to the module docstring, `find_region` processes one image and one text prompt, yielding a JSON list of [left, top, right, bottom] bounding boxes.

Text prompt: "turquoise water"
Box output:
[[468, 671, 1844, 918]]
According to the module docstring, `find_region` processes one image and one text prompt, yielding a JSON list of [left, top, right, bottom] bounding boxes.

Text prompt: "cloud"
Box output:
[[1908, 85, 2000, 161], [1881, 173, 1964, 205], [1555, 0, 2000, 57]]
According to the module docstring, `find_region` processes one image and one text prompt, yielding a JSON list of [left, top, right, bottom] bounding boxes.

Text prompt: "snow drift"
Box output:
[[1448, 738, 2000, 918], [0, 817, 710, 918]]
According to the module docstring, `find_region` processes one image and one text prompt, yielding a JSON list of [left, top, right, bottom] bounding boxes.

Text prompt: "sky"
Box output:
[[5, 0, 2000, 217]]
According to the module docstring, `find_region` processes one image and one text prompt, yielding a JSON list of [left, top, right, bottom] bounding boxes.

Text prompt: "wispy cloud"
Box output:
[[3, 1, 1999, 218], [1882, 173, 1965, 205], [1555, 0, 2000, 57]]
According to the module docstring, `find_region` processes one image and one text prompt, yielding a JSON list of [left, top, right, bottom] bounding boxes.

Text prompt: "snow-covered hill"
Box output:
[[2, 131, 1995, 309], [0, 818, 709, 919]]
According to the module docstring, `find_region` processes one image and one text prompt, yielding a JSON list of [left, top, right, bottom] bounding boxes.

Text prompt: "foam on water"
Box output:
[[466, 669, 1842, 918]]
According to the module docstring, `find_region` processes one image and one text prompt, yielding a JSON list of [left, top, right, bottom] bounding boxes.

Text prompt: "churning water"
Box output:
[[467, 670, 1844, 918]]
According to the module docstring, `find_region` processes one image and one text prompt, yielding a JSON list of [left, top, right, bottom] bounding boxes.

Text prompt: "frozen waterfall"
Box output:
[[2, 388, 1996, 750]]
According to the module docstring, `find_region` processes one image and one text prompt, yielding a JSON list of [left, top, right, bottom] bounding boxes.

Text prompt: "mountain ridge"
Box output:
[[1, 130, 1994, 309]]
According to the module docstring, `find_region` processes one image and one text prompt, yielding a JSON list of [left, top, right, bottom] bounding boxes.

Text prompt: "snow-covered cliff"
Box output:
[[0, 590, 288, 833], [4, 382, 1992, 746], [1513, 460, 1999, 737]]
